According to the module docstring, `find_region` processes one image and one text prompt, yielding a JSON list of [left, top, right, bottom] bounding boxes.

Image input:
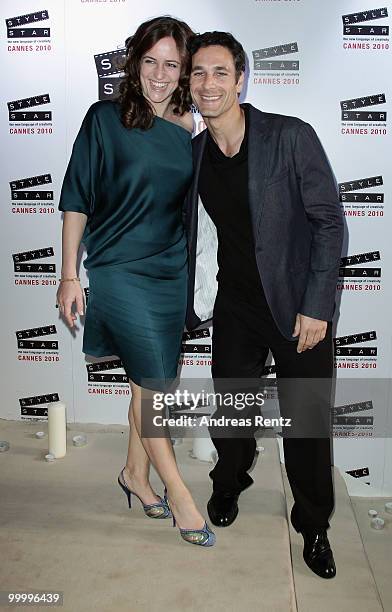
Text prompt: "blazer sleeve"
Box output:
[[293, 122, 344, 321], [58, 103, 103, 218]]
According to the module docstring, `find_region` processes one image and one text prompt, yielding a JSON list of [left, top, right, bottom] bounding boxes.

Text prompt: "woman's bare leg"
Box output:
[[122, 390, 161, 505], [127, 380, 205, 530]]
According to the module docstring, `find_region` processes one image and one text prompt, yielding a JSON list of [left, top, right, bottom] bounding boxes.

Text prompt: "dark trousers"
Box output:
[[209, 287, 335, 532]]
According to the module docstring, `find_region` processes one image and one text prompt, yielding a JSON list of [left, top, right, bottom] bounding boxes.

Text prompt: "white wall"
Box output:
[[1, 0, 391, 494]]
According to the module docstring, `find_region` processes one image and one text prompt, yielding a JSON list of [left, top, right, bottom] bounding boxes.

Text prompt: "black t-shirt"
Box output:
[[198, 106, 266, 302]]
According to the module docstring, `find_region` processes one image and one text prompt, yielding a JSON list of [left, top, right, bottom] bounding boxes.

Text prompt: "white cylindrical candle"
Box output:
[[191, 425, 216, 462], [192, 437, 215, 462], [370, 517, 385, 530], [48, 401, 67, 458]]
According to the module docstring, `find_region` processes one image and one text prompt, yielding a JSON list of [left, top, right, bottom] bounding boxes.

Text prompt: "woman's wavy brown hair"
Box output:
[[118, 16, 194, 130]]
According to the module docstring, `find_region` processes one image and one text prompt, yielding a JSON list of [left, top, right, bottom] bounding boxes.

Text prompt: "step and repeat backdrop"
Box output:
[[1, 0, 391, 494]]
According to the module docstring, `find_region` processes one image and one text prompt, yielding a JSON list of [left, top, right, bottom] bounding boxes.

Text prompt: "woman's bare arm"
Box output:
[[57, 211, 88, 328]]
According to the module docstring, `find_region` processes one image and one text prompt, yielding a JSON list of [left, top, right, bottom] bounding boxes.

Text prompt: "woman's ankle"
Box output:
[[123, 465, 149, 485]]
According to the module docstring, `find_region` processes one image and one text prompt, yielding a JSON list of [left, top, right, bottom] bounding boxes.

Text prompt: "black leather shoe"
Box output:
[[291, 512, 336, 579], [301, 528, 336, 579], [207, 491, 239, 527]]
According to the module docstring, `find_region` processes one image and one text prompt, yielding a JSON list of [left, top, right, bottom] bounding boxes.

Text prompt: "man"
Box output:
[[184, 32, 344, 579]]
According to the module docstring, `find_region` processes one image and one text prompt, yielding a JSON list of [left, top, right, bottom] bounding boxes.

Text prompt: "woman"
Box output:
[[56, 16, 215, 547]]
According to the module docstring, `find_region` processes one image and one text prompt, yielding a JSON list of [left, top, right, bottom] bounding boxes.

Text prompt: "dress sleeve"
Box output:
[[58, 103, 103, 218]]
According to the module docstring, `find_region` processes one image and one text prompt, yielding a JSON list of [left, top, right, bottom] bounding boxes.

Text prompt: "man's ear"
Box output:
[[236, 70, 245, 94]]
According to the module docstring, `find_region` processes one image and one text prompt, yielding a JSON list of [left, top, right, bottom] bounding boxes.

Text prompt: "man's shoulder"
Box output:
[[190, 105, 312, 155], [247, 103, 309, 134]]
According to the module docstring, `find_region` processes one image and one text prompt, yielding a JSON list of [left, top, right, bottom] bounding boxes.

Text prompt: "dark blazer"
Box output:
[[184, 103, 344, 339]]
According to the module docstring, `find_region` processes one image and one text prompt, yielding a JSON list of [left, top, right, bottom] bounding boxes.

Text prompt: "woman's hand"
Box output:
[[56, 280, 85, 328]]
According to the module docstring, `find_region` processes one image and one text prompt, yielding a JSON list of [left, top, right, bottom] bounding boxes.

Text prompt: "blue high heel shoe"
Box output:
[[169, 501, 216, 547], [117, 468, 172, 519]]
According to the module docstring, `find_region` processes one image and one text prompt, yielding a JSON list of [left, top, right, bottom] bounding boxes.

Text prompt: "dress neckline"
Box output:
[[154, 114, 192, 136], [112, 100, 191, 136]]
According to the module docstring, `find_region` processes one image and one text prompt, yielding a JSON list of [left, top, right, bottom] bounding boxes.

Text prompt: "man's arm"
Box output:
[[292, 122, 344, 351]]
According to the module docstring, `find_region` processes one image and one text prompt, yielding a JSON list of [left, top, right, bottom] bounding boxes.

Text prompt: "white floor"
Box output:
[[0, 418, 390, 612]]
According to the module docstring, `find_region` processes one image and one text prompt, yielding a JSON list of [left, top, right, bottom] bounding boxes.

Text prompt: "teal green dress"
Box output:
[[58, 100, 193, 389]]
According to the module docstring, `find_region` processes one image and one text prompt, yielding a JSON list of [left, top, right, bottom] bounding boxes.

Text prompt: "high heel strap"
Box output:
[[164, 488, 176, 526], [166, 491, 215, 546], [118, 469, 172, 519], [117, 473, 132, 508], [179, 522, 216, 547]]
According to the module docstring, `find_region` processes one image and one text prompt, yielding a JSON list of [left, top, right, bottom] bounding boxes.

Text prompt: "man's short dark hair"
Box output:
[[188, 31, 246, 82]]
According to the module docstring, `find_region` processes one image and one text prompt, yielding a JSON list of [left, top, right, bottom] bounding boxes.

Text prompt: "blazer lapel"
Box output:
[[246, 103, 272, 242]]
